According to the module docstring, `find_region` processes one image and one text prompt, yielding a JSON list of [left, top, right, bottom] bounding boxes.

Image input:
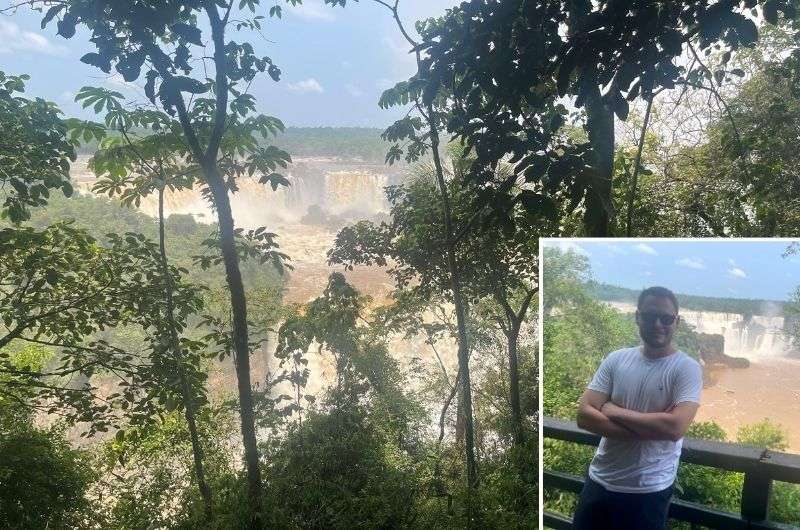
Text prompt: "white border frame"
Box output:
[[537, 236, 800, 529]]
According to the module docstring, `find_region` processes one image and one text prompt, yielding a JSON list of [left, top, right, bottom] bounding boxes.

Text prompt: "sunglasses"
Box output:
[[638, 312, 678, 326]]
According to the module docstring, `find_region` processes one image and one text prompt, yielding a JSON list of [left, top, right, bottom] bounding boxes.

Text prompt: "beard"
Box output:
[[641, 330, 671, 348]]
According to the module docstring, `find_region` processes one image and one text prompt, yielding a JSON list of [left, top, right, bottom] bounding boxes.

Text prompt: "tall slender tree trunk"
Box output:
[[204, 166, 263, 530], [372, 1, 478, 521], [507, 320, 524, 446], [157, 187, 214, 521], [625, 93, 654, 237], [567, 4, 615, 237], [584, 89, 615, 237], [427, 114, 479, 525]]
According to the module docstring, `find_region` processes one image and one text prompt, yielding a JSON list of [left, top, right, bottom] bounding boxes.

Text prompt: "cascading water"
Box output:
[[73, 156, 399, 228], [71, 154, 458, 412]]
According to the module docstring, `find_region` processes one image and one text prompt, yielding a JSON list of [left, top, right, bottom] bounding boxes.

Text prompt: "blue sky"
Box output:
[[0, 0, 458, 126], [544, 239, 800, 302]]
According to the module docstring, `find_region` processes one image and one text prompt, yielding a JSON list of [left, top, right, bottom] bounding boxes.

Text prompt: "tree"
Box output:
[[73, 99, 218, 518], [1, 221, 219, 455], [0, 70, 74, 223], [20, 2, 344, 524], [0, 71, 210, 455], [737, 419, 789, 451], [267, 273, 423, 528], [0, 345, 96, 530], [69, 93, 291, 521], [367, 1, 486, 514], [416, 0, 795, 236], [329, 152, 545, 520]]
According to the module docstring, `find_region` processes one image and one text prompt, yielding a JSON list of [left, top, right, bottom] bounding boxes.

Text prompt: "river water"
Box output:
[[696, 358, 800, 452]]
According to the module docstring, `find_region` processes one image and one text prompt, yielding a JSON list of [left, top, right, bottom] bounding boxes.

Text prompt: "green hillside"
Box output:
[[589, 282, 787, 316], [76, 126, 392, 163]]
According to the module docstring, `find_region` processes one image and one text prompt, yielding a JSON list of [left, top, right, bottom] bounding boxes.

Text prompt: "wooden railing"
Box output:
[[543, 417, 800, 530]]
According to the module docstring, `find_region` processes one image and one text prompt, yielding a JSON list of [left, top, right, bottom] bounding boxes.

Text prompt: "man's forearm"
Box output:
[[604, 404, 683, 441], [577, 404, 640, 440]]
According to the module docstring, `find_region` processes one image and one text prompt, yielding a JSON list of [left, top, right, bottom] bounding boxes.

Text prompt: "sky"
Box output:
[[543, 239, 800, 302], [0, 0, 459, 127]]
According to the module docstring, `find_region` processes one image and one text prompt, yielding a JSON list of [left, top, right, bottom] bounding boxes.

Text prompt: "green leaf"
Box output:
[[268, 64, 281, 82], [41, 4, 66, 29], [171, 23, 203, 46], [80, 53, 111, 74], [56, 13, 77, 38], [763, 0, 779, 24]]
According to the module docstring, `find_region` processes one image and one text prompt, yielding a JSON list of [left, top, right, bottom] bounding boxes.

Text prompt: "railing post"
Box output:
[[741, 470, 773, 522]]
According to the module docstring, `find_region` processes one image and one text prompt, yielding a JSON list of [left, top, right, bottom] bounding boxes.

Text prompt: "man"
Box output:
[[573, 286, 703, 530]]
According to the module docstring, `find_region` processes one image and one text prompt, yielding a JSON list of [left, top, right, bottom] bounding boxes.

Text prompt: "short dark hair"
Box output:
[[637, 286, 679, 313]]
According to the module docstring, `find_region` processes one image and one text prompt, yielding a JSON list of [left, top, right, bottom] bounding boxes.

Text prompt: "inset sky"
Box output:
[[543, 239, 800, 301]]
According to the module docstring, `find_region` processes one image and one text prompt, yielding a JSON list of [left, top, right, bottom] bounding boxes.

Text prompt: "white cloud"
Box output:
[[547, 240, 588, 256], [728, 258, 736, 265], [376, 78, 395, 90], [382, 35, 415, 67], [105, 73, 138, 92], [676, 257, 705, 270], [286, 78, 324, 94], [729, 267, 747, 279], [345, 83, 364, 97], [642, 271, 654, 277], [0, 20, 67, 56], [59, 91, 76, 103], [289, 0, 337, 22], [607, 244, 628, 255], [635, 243, 658, 255]]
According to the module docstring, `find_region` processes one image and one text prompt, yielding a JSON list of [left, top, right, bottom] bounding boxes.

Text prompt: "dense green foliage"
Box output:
[[272, 127, 389, 162], [0, 346, 96, 529], [410, 0, 795, 236], [589, 282, 787, 316], [0, 71, 74, 222]]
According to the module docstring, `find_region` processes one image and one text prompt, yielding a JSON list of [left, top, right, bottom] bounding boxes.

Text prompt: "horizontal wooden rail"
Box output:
[[543, 416, 800, 530]]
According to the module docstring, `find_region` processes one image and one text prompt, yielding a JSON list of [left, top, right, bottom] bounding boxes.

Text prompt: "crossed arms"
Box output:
[[576, 389, 699, 442]]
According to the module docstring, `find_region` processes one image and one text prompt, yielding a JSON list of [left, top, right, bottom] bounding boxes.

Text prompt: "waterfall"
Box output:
[[73, 156, 397, 229]]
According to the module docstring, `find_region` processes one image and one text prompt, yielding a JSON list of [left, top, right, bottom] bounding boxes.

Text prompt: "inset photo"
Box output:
[[541, 238, 800, 530]]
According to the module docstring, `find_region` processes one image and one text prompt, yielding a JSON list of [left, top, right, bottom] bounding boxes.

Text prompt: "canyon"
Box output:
[[70, 156, 461, 415]]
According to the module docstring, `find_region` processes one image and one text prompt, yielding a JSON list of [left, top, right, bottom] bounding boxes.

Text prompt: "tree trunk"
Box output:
[[427, 112, 479, 524], [584, 88, 615, 237], [567, 3, 615, 238], [507, 320, 524, 446], [204, 165, 263, 529], [625, 93, 654, 237], [158, 187, 214, 521]]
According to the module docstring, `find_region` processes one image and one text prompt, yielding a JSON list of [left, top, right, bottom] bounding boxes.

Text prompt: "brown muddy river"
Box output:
[[696, 358, 800, 452]]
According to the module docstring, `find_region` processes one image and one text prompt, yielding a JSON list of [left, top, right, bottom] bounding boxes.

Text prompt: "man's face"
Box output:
[[636, 295, 679, 349]]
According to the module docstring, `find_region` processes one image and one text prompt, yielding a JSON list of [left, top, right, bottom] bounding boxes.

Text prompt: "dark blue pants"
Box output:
[[572, 477, 674, 530]]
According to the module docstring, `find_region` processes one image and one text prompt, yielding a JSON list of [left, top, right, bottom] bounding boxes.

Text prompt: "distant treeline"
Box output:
[[75, 126, 392, 162], [589, 282, 787, 316], [272, 127, 390, 162]]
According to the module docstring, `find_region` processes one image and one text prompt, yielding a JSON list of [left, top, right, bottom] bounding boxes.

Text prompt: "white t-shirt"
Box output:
[[586, 346, 703, 493]]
